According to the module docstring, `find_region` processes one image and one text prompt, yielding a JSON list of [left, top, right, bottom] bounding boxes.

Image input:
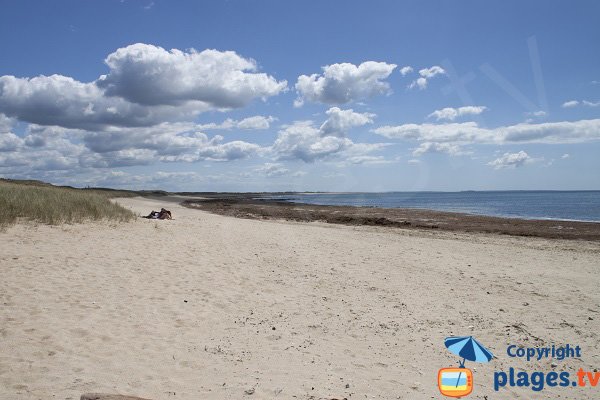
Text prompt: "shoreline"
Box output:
[[181, 196, 600, 241], [280, 200, 600, 224]]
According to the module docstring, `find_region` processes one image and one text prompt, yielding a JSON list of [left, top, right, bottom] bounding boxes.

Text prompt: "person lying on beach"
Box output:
[[158, 208, 172, 219], [143, 210, 160, 219], [143, 208, 172, 219]]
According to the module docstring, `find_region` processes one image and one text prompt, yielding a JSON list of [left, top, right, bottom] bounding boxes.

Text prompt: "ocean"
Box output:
[[268, 191, 600, 222]]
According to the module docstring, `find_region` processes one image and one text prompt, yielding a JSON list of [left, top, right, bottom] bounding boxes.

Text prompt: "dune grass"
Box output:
[[0, 180, 136, 227]]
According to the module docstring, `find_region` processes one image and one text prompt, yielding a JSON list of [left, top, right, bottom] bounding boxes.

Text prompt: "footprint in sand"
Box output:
[[69, 328, 89, 338]]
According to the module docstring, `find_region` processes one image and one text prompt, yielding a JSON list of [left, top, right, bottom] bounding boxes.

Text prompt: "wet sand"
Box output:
[[182, 197, 600, 241]]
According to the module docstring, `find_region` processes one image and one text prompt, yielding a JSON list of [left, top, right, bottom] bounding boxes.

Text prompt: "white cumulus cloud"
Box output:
[[419, 66, 446, 78], [428, 106, 487, 121], [528, 110, 547, 117], [412, 142, 467, 157], [408, 66, 446, 90], [562, 99, 600, 108], [236, 115, 277, 130], [97, 43, 287, 108], [487, 151, 532, 169], [271, 121, 385, 163], [399, 66, 413, 76], [255, 162, 290, 177], [372, 119, 600, 145], [196, 115, 276, 131], [582, 100, 600, 107], [0, 74, 199, 130], [269, 108, 383, 163], [294, 61, 397, 106], [0, 114, 14, 133], [0, 44, 287, 131], [318, 107, 375, 137], [0, 132, 22, 152], [253, 162, 305, 178], [562, 100, 579, 108]]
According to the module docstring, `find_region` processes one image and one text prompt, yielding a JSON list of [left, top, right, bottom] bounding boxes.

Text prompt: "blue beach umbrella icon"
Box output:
[[444, 336, 494, 387]]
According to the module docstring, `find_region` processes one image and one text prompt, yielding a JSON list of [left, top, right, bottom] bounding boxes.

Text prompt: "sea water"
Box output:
[[268, 191, 600, 222]]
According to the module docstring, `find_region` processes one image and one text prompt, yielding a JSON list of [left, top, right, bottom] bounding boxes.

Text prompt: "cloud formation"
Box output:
[[412, 142, 467, 157], [254, 162, 306, 178], [82, 123, 262, 164], [196, 115, 276, 130], [0, 125, 88, 174], [562, 100, 579, 108], [428, 106, 487, 121], [271, 120, 385, 163], [97, 44, 287, 108], [399, 66, 413, 76], [487, 151, 532, 169], [0, 132, 22, 152], [0, 44, 294, 181], [583, 100, 600, 107], [0, 121, 264, 182], [294, 61, 397, 106], [408, 66, 446, 90], [318, 107, 375, 137], [4, 106, 380, 171], [373, 119, 600, 145], [267, 107, 382, 162], [562, 99, 600, 108], [0, 44, 287, 130], [0, 74, 195, 130], [0, 114, 13, 133]]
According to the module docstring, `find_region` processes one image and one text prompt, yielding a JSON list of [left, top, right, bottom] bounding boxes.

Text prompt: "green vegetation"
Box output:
[[0, 179, 136, 227]]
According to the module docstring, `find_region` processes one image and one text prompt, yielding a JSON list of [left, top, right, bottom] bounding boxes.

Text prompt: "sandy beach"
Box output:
[[1, 196, 599, 399]]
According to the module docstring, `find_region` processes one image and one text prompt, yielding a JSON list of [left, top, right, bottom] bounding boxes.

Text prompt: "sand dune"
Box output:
[[1, 197, 598, 399]]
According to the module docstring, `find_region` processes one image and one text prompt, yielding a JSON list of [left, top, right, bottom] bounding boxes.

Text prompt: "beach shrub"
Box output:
[[0, 180, 135, 227]]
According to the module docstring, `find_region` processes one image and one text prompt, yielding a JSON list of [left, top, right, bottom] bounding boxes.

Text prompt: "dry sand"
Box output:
[[1, 197, 599, 399]]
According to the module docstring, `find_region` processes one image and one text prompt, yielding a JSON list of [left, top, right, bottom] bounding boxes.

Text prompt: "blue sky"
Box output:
[[0, 0, 599, 191]]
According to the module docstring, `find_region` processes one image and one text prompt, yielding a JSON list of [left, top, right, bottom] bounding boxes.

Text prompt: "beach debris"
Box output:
[[81, 394, 153, 400], [244, 387, 255, 395]]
